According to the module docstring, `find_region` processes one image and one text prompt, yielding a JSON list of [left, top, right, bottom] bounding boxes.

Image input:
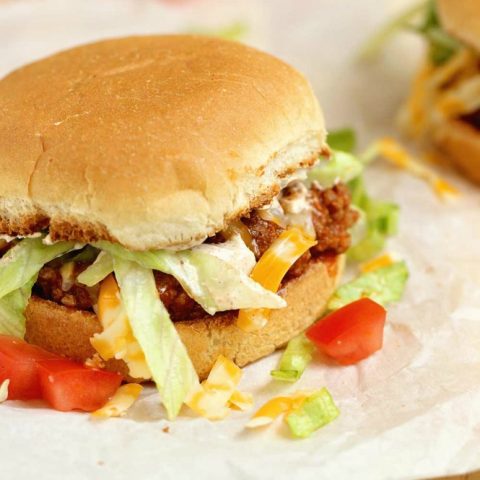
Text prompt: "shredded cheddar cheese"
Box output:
[[360, 254, 395, 273], [246, 392, 308, 428], [92, 384, 143, 418], [186, 355, 252, 420], [91, 275, 151, 380], [228, 390, 254, 412], [402, 48, 480, 148], [405, 62, 434, 137], [375, 138, 459, 199], [435, 76, 480, 121], [237, 228, 316, 332]]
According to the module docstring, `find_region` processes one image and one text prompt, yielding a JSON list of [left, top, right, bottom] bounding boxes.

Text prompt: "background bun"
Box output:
[[0, 35, 326, 251], [435, 120, 480, 184], [437, 0, 480, 51], [25, 256, 343, 380]]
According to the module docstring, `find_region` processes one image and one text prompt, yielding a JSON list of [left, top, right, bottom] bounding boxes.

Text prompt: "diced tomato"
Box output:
[[0, 335, 56, 400], [37, 359, 122, 412], [306, 298, 386, 365], [0, 335, 123, 411]]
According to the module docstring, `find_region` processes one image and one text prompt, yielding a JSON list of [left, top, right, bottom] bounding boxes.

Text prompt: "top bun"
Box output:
[[0, 35, 326, 251], [437, 0, 480, 52]]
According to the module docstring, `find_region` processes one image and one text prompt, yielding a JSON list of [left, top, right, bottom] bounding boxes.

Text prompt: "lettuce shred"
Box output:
[[271, 334, 314, 382], [328, 261, 409, 310], [77, 251, 114, 287], [113, 257, 198, 419], [96, 240, 285, 315], [359, 0, 460, 66], [285, 388, 340, 438], [0, 238, 75, 337]]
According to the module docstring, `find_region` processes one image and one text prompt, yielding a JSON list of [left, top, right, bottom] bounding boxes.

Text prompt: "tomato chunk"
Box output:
[[0, 335, 123, 410], [37, 359, 122, 412], [306, 298, 386, 365], [0, 335, 56, 400]]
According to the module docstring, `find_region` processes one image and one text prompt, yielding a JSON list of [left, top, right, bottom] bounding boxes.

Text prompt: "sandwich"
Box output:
[[396, 0, 480, 183], [0, 35, 360, 418]]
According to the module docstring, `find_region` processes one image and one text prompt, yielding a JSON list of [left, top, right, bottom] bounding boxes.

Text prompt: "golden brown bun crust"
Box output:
[[434, 120, 480, 184], [437, 0, 480, 51], [0, 35, 326, 250], [25, 256, 343, 380]]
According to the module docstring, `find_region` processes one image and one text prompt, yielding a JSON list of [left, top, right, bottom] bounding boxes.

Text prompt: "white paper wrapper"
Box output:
[[2, 1, 480, 478]]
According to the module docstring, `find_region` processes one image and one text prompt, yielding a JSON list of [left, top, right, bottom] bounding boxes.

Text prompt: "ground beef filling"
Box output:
[[34, 183, 358, 320], [34, 262, 97, 311]]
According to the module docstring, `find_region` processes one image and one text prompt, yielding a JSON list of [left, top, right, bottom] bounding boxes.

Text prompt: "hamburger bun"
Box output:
[[0, 35, 326, 251], [437, 0, 480, 52], [434, 120, 480, 184], [25, 256, 343, 380]]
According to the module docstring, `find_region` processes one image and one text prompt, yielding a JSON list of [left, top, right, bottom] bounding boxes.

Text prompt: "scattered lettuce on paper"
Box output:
[[328, 261, 409, 310], [285, 388, 340, 439], [271, 334, 314, 382]]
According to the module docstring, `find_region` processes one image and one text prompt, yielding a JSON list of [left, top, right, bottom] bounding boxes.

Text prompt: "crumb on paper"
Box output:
[[162, 426, 170, 433]]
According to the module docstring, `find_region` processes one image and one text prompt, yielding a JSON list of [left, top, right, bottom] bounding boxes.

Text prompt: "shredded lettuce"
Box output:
[[0, 238, 76, 338], [187, 21, 249, 41], [349, 207, 368, 246], [415, 0, 461, 65], [271, 334, 314, 382], [285, 388, 340, 438], [0, 276, 37, 338], [327, 128, 357, 153], [70, 245, 100, 264], [359, 0, 460, 66], [193, 233, 256, 275], [328, 261, 409, 310], [0, 238, 75, 299], [358, 0, 429, 61], [308, 128, 400, 262], [164, 249, 285, 314], [348, 227, 386, 262], [347, 176, 399, 262], [308, 150, 364, 188], [77, 251, 114, 287], [96, 240, 285, 315], [308, 128, 362, 188], [113, 257, 198, 419], [317, 128, 400, 261]]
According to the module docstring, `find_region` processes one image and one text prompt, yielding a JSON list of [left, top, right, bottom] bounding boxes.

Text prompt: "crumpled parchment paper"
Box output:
[[1, 1, 480, 479]]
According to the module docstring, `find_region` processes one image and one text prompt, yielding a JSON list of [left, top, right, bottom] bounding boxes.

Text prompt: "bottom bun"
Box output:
[[25, 255, 344, 380], [435, 120, 480, 184]]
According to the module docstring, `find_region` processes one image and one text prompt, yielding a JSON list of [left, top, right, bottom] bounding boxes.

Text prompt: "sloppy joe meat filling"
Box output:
[[32, 183, 358, 321]]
